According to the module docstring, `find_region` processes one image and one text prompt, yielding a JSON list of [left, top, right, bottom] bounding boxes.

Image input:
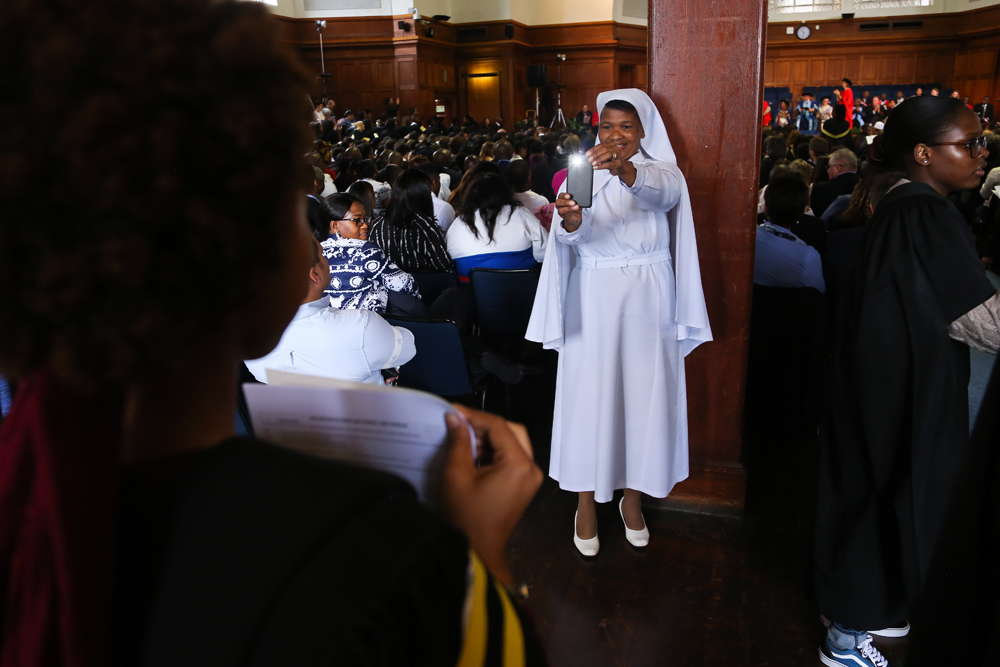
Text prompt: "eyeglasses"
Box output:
[[339, 216, 372, 225], [928, 136, 988, 159]]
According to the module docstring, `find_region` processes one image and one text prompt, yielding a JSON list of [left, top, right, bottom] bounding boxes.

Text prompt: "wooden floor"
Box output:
[[489, 363, 911, 667]]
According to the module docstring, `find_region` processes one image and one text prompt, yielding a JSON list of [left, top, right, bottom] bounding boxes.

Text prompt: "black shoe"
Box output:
[[480, 351, 524, 384]]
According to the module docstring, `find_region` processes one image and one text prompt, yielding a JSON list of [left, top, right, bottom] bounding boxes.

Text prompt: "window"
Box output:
[[853, 0, 932, 7], [768, 0, 842, 14]]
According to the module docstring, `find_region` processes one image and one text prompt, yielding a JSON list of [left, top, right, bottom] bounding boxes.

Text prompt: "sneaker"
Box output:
[[818, 635, 889, 667], [820, 615, 910, 638]]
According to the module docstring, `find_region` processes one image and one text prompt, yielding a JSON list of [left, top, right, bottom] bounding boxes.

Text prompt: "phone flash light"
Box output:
[[570, 155, 584, 165]]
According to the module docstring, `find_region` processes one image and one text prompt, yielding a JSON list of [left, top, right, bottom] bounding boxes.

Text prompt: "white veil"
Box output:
[[525, 88, 712, 356]]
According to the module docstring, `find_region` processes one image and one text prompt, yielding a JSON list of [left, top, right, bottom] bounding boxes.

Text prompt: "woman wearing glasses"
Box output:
[[815, 97, 999, 667], [314, 193, 422, 314]]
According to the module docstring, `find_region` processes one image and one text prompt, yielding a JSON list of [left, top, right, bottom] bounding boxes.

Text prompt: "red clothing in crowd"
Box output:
[[842, 86, 854, 128], [763, 100, 772, 126]]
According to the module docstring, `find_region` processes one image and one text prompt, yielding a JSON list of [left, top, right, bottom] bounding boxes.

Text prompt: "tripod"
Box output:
[[550, 85, 567, 129]]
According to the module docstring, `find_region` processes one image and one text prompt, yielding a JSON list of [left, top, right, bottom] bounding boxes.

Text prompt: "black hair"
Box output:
[[506, 159, 531, 191], [842, 78, 853, 86], [385, 169, 435, 230], [764, 175, 810, 227], [872, 97, 973, 171], [346, 181, 375, 215], [601, 99, 639, 118], [314, 193, 362, 241], [765, 136, 788, 159], [356, 159, 378, 180], [377, 165, 403, 188], [459, 172, 521, 242], [833, 103, 848, 121]]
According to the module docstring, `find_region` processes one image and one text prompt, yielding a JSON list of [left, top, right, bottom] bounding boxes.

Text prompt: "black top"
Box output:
[[814, 181, 996, 630], [810, 171, 859, 219], [115, 438, 544, 666], [368, 211, 454, 273]]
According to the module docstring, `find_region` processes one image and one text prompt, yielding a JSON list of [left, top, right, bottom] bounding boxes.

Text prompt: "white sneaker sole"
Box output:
[[820, 615, 909, 638]]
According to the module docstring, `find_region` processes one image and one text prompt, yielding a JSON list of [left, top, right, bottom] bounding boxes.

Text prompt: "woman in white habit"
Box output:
[[526, 89, 712, 556]]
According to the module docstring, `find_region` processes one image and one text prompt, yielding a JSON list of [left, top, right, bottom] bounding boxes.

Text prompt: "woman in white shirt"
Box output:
[[247, 239, 415, 385], [446, 173, 547, 280]]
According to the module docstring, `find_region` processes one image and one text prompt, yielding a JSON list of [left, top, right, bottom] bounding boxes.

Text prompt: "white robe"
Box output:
[[526, 87, 712, 503]]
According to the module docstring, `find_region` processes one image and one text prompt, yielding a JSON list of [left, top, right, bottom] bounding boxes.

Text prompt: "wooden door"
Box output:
[[466, 73, 501, 124]]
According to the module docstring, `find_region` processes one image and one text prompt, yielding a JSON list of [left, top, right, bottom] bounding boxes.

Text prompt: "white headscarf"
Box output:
[[526, 88, 712, 356]]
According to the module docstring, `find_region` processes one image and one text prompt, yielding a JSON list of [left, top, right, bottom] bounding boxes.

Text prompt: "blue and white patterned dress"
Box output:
[[320, 235, 420, 313]]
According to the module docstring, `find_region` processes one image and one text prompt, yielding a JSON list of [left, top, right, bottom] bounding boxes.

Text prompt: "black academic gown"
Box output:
[[814, 181, 996, 630], [116, 439, 547, 666]]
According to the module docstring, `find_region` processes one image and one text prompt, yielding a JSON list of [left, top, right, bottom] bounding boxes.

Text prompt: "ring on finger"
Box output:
[[611, 151, 617, 161]]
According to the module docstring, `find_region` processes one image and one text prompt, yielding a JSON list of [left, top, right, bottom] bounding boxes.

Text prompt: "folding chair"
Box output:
[[411, 270, 459, 306], [384, 316, 488, 408], [468, 267, 540, 338]]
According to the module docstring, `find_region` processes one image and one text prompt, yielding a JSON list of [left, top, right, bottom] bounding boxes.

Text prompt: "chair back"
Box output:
[[384, 316, 474, 397], [411, 270, 458, 305], [469, 268, 540, 337]]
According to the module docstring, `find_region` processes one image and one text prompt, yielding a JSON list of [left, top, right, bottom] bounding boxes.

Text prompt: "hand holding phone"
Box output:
[[566, 154, 594, 208]]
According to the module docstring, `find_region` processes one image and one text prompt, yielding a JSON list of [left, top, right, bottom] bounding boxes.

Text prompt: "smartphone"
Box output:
[[566, 154, 594, 208]]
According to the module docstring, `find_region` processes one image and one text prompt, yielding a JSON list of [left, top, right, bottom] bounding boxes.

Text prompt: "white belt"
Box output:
[[576, 249, 671, 270]]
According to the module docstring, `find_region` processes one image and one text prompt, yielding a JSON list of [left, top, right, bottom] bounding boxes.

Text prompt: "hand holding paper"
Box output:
[[442, 406, 543, 585]]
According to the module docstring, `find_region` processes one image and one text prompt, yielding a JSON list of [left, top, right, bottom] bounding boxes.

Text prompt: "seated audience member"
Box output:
[[821, 103, 852, 149], [246, 239, 415, 384], [479, 141, 495, 161], [447, 173, 547, 279], [811, 148, 859, 218], [415, 163, 457, 232], [0, 0, 545, 665], [315, 193, 422, 313], [449, 160, 502, 214], [529, 153, 556, 202], [754, 175, 826, 293], [507, 159, 549, 221], [357, 159, 392, 210], [346, 179, 378, 221], [494, 140, 514, 171], [808, 136, 829, 166], [759, 135, 789, 188], [368, 169, 453, 272], [434, 148, 462, 194], [823, 173, 905, 307]]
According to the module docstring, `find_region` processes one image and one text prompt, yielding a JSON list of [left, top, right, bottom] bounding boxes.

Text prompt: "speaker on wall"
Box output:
[[505, 23, 514, 39], [527, 65, 547, 88]]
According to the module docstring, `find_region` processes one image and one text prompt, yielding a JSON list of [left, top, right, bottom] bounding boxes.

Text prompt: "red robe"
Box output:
[[842, 87, 854, 129]]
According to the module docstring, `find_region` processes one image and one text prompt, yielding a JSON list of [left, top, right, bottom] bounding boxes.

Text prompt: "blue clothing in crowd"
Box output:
[[753, 223, 826, 293]]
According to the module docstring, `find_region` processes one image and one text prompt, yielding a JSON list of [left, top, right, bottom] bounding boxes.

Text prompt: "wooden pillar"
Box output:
[[646, 0, 767, 514]]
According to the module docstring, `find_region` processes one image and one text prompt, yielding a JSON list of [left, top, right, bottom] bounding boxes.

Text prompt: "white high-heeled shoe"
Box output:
[[619, 498, 649, 547], [573, 511, 600, 557]]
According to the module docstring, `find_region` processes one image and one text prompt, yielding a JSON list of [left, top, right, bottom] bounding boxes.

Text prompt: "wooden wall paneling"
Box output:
[[827, 58, 843, 84], [648, 0, 765, 513], [862, 56, 879, 84], [811, 59, 827, 84], [894, 55, 914, 81], [776, 60, 791, 84], [934, 53, 955, 83], [880, 56, 897, 82], [916, 53, 938, 82], [793, 59, 809, 83], [764, 60, 775, 85], [843, 57, 860, 83]]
